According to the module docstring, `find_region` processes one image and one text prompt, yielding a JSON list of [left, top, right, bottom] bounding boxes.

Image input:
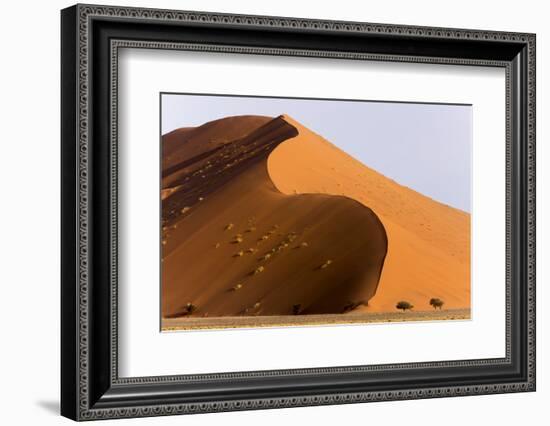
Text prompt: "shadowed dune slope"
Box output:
[[268, 115, 471, 312], [161, 116, 388, 318], [162, 115, 273, 174]]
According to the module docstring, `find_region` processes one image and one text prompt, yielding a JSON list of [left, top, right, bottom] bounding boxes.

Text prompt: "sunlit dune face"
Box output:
[[269, 115, 470, 313]]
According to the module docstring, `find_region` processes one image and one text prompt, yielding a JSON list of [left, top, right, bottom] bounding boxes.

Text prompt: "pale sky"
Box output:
[[161, 93, 472, 212]]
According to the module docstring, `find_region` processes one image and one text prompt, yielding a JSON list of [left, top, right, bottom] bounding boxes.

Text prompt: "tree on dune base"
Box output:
[[184, 302, 197, 315], [429, 298, 444, 310], [396, 301, 413, 312]]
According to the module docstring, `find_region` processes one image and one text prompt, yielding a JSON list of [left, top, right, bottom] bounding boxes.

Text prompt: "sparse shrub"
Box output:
[[225, 223, 234, 231], [429, 298, 444, 310], [292, 304, 302, 315], [234, 250, 244, 257], [184, 303, 197, 315], [285, 233, 297, 242], [320, 260, 333, 269], [396, 301, 413, 312], [254, 266, 265, 275]]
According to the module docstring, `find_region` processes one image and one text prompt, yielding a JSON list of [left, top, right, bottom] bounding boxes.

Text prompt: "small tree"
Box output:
[[396, 301, 413, 312], [184, 302, 197, 315], [429, 298, 444, 310]]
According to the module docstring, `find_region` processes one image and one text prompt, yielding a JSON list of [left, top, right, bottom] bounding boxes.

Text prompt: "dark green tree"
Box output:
[[429, 298, 444, 310], [396, 301, 413, 312]]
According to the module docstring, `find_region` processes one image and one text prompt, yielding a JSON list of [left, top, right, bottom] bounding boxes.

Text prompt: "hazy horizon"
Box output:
[[161, 93, 472, 212]]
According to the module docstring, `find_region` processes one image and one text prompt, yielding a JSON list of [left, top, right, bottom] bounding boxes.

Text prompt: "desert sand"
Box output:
[[161, 116, 388, 319], [161, 114, 470, 325], [163, 308, 471, 330], [269, 115, 470, 312]]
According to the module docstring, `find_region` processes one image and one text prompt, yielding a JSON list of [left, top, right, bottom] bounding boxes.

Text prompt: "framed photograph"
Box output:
[[61, 4, 536, 421]]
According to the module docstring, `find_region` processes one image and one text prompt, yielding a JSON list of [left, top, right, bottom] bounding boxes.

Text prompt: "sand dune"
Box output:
[[161, 113, 470, 322], [268, 115, 470, 312], [162, 115, 272, 175], [161, 116, 388, 318]]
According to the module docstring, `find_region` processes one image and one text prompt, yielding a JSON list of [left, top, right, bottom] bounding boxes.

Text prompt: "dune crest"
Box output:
[[268, 114, 470, 312]]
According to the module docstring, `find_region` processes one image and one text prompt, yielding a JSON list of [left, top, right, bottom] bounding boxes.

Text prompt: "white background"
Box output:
[[119, 50, 505, 377], [0, 0, 547, 425]]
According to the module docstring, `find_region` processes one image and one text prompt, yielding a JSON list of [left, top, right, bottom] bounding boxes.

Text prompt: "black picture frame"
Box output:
[[61, 4, 536, 421]]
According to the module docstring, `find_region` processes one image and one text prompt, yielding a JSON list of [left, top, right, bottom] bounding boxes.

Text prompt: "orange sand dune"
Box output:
[[162, 115, 272, 175], [161, 116, 388, 318], [268, 115, 470, 312]]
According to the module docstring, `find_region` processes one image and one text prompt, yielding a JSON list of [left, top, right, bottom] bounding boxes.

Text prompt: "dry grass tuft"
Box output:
[[320, 260, 333, 269]]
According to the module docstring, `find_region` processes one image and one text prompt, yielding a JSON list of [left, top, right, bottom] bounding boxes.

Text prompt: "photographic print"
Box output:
[[160, 93, 471, 330]]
